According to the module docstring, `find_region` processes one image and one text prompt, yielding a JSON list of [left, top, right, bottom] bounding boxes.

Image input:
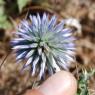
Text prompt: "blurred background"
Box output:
[[0, 0, 95, 95]]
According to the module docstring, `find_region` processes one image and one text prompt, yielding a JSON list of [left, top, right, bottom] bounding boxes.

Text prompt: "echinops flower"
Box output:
[[11, 13, 75, 79]]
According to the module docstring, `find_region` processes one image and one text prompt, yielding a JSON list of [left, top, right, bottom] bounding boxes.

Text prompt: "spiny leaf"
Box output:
[[77, 69, 95, 95]]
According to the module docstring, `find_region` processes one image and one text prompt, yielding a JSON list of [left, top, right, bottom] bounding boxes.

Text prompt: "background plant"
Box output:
[[0, 0, 32, 30]]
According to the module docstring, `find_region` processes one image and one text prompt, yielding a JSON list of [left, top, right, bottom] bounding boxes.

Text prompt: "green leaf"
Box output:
[[0, 20, 12, 30], [0, 0, 5, 5], [17, 0, 31, 12], [0, 6, 12, 30]]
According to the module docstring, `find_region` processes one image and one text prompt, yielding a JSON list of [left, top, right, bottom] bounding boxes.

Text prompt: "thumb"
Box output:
[[25, 71, 77, 95]]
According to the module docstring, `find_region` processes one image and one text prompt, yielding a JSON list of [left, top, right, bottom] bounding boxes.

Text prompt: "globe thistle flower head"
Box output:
[[11, 13, 76, 79]]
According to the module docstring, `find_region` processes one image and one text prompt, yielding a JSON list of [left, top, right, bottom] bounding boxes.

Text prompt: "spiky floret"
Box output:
[[11, 13, 75, 79]]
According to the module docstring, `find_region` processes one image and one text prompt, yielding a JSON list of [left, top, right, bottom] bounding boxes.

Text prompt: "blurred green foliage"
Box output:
[[0, 0, 12, 30], [0, 0, 31, 30], [17, 0, 31, 12]]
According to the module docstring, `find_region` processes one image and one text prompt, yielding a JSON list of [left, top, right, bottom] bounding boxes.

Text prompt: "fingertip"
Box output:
[[24, 71, 77, 95], [38, 71, 77, 95]]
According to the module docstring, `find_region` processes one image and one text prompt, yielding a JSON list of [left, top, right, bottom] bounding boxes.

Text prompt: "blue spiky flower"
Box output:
[[11, 13, 75, 79]]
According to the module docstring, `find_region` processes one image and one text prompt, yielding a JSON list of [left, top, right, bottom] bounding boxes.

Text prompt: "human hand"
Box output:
[[24, 71, 77, 95]]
